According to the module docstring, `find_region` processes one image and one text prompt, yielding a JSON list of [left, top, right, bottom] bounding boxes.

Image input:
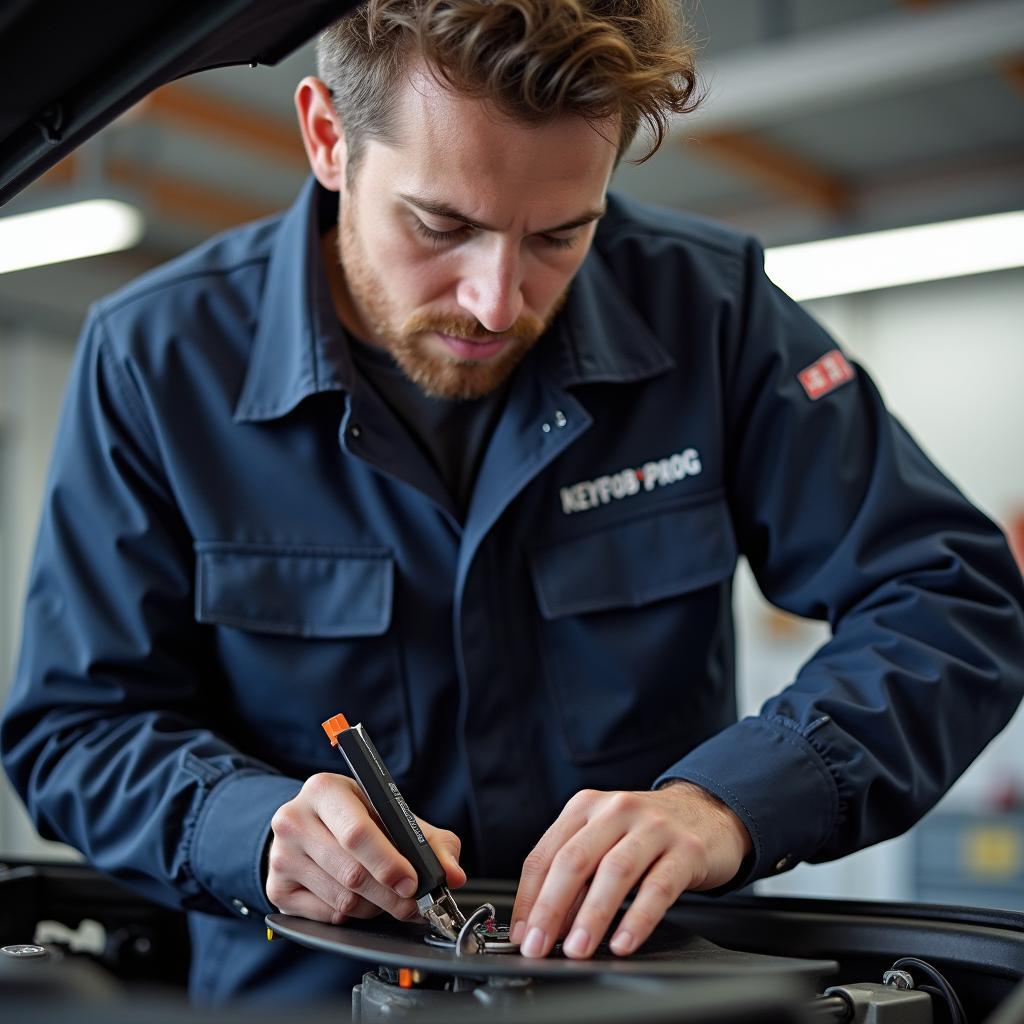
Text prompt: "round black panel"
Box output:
[[266, 887, 836, 986]]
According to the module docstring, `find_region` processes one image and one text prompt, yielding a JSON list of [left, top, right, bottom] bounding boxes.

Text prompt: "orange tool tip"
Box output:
[[321, 713, 351, 747], [398, 968, 414, 989]]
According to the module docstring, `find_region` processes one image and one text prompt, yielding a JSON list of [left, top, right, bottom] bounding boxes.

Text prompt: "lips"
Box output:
[[436, 331, 511, 361]]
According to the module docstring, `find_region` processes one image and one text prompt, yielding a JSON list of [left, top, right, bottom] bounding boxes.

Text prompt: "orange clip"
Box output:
[[398, 968, 414, 989], [321, 713, 351, 747]]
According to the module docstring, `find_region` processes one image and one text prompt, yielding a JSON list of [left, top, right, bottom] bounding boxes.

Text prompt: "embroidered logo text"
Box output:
[[560, 448, 702, 515]]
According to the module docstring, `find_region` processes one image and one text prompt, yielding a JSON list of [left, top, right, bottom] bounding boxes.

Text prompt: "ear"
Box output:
[[295, 76, 348, 191]]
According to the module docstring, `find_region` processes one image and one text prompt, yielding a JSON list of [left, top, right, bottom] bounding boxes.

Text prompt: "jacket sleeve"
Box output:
[[655, 238, 1024, 887], [0, 309, 302, 917]]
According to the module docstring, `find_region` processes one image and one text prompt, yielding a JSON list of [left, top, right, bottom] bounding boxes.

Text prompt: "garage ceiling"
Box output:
[[2, 0, 1023, 333]]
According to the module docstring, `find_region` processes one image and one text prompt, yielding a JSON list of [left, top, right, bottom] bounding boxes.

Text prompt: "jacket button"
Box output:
[[541, 423, 551, 433], [232, 899, 250, 917], [554, 410, 567, 428], [350, 425, 361, 439], [774, 856, 792, 872]]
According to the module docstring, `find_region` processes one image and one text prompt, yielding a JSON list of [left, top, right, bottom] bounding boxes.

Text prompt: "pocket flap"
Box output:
[[195, 544, 393, 638], [530, 496, 737, 619]]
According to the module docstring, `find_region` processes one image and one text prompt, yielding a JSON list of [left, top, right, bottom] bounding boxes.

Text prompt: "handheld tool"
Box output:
[[321, 712, 468, 942]]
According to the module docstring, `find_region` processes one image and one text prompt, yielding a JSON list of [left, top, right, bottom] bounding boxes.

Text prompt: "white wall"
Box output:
[[0, 329, 80, 861]]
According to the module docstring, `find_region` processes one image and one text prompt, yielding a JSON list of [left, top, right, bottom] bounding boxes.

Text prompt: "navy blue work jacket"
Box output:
[[3, 178, 1023, 1004]]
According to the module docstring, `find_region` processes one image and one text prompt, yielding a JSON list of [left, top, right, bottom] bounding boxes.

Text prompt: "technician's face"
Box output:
[[328, 64, 617, 399]]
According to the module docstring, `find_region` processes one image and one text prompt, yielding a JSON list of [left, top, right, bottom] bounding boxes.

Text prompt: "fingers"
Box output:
[[269, 774, 425, 923], [511, 790, 596, 942], [608, 855, 691, 956], [516, 794, 631, 959], [269, 886, 360, 925], [308, 775, 420, 898], [512, 788, 728, 961], [299, 854, 383, 919], [561, 831, 672, 959], [557, 884, 589, 940], [268, 774, 469, 930], [268, 815, 420, 922], [267, 855, 385, 923]]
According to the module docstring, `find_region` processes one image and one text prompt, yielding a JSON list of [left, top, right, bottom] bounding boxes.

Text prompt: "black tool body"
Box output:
[[334, 723, 447, 900]]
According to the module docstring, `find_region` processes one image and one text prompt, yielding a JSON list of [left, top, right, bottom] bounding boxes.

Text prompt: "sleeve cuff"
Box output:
[[653, 716, 839, 891], [191, 770, 303, 918]]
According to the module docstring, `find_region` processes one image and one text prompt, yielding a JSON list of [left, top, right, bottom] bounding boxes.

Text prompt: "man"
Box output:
[[3, 0, 1023, 1006]]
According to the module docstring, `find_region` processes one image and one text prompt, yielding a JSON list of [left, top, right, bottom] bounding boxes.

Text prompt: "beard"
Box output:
[[335, 202, 566, 401]]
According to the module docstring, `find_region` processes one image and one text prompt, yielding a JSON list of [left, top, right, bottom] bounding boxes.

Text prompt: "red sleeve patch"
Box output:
[[798, 349, 855, 401]]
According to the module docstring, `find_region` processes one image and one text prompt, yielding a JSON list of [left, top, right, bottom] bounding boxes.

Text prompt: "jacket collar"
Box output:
[[547, 238, 675, 388], [234, 178, 351, 423], [235, 178, 673, 423]]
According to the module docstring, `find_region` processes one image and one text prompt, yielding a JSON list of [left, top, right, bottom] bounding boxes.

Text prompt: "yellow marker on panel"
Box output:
[[961, 826, 1021, 879]]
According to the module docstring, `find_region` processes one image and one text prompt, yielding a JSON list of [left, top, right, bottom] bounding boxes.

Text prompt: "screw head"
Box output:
[[883, 969, 915, 990]]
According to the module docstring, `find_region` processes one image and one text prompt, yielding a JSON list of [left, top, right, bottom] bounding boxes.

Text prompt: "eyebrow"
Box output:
[[397, 192, 606, 235]]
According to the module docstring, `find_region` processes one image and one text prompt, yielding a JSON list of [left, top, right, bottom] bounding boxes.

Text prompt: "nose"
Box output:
[[455, 238, 524, 333]]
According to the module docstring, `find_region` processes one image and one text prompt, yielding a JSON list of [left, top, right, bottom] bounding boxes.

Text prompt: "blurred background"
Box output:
[[2, 0, 1023, 911]]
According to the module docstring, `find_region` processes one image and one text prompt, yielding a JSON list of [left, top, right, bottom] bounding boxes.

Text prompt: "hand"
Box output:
[[266, 773, 465, 924], [510, 782, 752, 959]]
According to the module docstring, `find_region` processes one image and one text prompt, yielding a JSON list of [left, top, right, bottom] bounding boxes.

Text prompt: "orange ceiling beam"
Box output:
[[691, 132, 850, 215], [106, 158, 281, 231], [35, 154, 78, 188], [22, 153, 278, 235], [141, 83, 308, 170], [997, 54, 1024, 97]]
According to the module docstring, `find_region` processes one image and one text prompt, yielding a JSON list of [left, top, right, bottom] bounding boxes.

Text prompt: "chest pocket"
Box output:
[[194, 543, 411, 776], [529, 494, 738, 765]]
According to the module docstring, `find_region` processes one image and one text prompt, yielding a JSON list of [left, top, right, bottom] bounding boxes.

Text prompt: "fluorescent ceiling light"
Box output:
[[765, 211, 1024, 302], [0, 198, 144, 274]]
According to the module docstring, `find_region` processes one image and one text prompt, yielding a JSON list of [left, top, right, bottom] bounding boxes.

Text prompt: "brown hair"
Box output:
[[316, 0, 702, 177]]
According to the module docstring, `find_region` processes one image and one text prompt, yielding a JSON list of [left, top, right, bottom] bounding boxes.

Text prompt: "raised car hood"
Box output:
[[0, 0, 352, 206]]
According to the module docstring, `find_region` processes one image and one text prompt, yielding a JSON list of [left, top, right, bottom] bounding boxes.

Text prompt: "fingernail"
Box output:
[[563, 927, 590, 958], [394, 878, 416, 898], [510, 920, 526, 944], [521, 926, 546, 958], [610, 930, 634, 956]]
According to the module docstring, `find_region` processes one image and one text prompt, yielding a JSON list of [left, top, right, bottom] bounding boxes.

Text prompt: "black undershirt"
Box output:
[[347, 334, 509, 518], [317, 186, 507, 517]]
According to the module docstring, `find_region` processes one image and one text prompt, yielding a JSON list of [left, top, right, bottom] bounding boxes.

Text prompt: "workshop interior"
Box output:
[[2, 1, 1024, 1021]]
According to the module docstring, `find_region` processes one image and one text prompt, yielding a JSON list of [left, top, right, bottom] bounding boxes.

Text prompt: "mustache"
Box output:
[[401, 312, 546, 343]]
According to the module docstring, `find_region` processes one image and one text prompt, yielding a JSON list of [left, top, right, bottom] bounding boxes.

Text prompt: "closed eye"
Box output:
[[413, 220, 473, 247], [413, 219, 577, 250]]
